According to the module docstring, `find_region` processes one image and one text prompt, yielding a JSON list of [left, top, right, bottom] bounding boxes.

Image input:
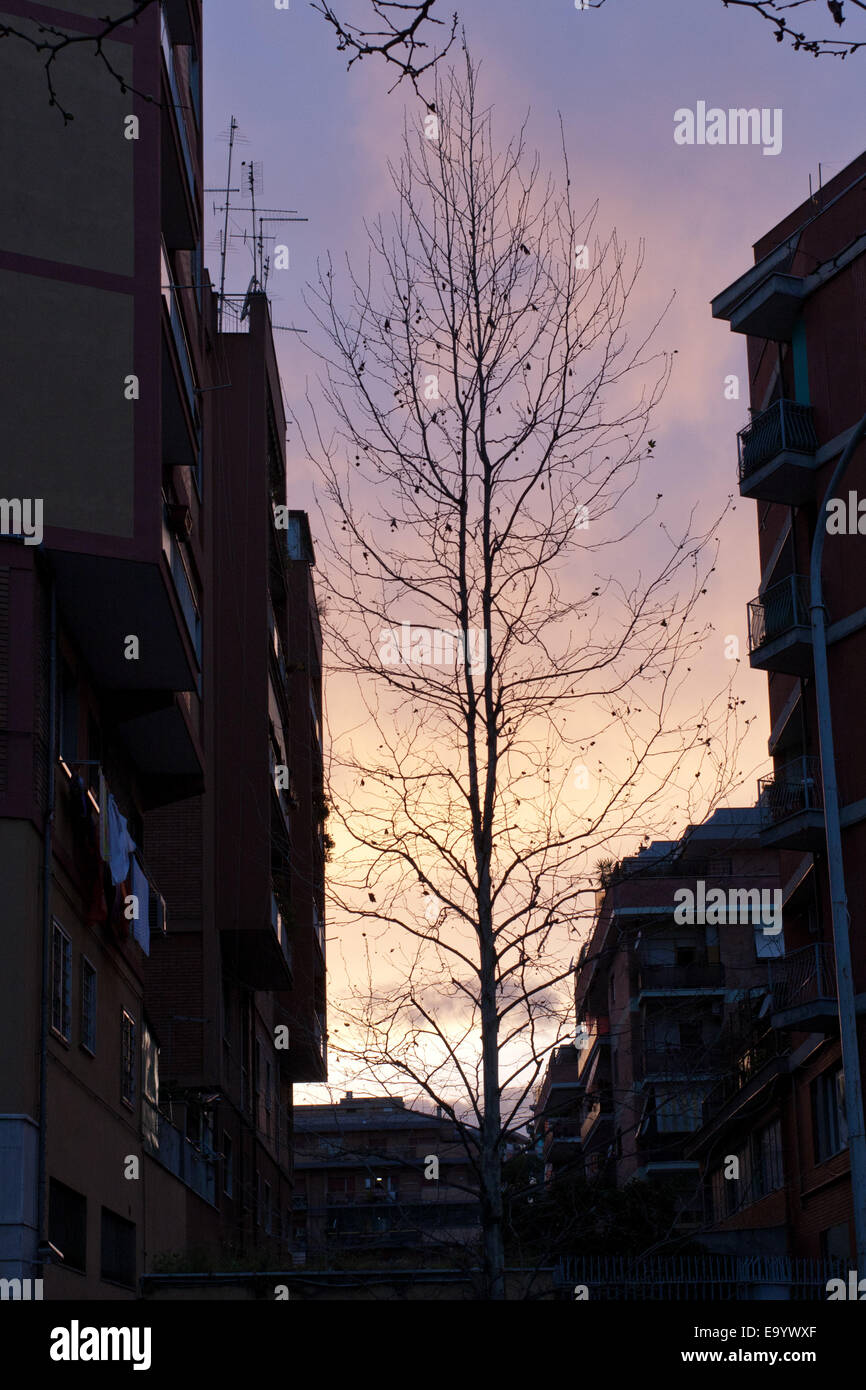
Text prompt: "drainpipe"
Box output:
[[809, 409, 866, 1273], [36, 575, 57, 1278]]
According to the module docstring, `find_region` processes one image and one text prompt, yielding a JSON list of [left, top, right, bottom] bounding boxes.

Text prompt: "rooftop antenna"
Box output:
[[207, 116, 243, 332]]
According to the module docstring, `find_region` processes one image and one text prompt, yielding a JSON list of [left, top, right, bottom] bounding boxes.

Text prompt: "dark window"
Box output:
[[813, 1066, 847, 1163], [58, 660, 79, 762], [752, 1119, 783, 1197], [820, 1221, 851, 1260], [48, 1179, 86, 1273], [100, 1208, 136, 1288]]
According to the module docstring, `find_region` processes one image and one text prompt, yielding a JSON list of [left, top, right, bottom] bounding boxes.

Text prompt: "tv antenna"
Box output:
[[210, 117, 309, 333]]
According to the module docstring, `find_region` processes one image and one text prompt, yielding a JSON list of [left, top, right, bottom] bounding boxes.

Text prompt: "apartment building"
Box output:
[[292, 1095, 480, 1260], [0, 0, 326, 1294], [701, 146, 866, 1260], [572, 810, 781, 1229], [530, 1044, 584, 1184]]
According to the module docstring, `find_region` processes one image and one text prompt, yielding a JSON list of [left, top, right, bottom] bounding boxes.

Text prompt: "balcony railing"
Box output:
[[162, 510, 202, 664], [638, 961, 724, 991], [271, 891, 292, 972], [599, 858, 732, 889], [748, 575, 810, 654], [737, 399, 817, 484], [143, 1098, 217, 1205], [642, 1045, 725, 1076], [758, 756, 823, 826], [160, 3, 196, 201], [768, 941, 836, 1015]]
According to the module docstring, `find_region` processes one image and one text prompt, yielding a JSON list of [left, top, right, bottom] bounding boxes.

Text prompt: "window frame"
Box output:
[[121, 1010, 137, 1109], [51, 920, 72, 1043], [80, 955, 97, 1055]]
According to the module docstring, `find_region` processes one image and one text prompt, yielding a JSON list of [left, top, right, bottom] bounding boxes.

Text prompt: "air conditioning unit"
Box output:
[[148, 891, 167, 936]]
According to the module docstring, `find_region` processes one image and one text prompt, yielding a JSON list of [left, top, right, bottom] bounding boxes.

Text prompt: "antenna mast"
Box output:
[[217, 116, 238, 332]]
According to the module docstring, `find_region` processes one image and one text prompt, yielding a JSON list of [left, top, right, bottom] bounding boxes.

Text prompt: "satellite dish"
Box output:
[[240, 274, 258, 322]]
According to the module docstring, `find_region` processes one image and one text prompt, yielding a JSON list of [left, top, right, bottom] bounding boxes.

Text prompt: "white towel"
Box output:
[[106, 793, 136, 886], [131, 859, 151, 956]]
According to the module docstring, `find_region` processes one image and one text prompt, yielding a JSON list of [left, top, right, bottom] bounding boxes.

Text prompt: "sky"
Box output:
[[201, 0, 866, 1105]]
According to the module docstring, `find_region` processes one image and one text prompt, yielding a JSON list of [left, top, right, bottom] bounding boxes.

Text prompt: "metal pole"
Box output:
[[810, 409, 866, 1273], [36, 575, 57, 1279]]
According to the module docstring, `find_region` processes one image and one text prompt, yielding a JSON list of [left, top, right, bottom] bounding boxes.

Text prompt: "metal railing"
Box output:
[[748, 574, 810, 653], [162, 512, 202, 664], [599, 857, 732, 889], [642, 1045, 725, 1075], [555, 1254, 846, 1300], [638, 961, 724, 991], [271, 891, 292, 972], [738, 398, 817, 483], [142, 1098, 217, 1205], [219, 295, 252, 334], [757, 755, 824, 826], [768, 941, 836, 1014]]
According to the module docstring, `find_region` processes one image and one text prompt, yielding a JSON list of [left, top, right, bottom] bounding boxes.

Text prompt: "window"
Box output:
[[655, 1085, 706, 1134], [256, 1171, 263, 1226], [51, 922, 71, 1041], [223, 1133, 233, 1197], [753, 1119, 784, 1197], [121, 1011, 136, 1108], [80, 957, 96, 1054], [364, 1174, 397, 1200], [265, 1181, 272, 1234], [820, 1221, 851, 1260], [754, 924, 785, 960], [265, 1060, 272, 1139], [58, 660, 79, 762], [813, 1066, 847, 1162], [48, 1179, 86, 1273], [100, 1207, 136, 1288]]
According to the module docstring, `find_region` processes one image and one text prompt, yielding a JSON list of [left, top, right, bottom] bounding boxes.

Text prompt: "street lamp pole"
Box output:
[[810, 410, 866, 1274]]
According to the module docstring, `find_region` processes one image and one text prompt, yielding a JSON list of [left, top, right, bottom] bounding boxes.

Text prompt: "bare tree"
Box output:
[[296, 52, 753, 1298], [721, 0, 866, 56], [312, 0, 458, 93], [0, 0, 457, 123]]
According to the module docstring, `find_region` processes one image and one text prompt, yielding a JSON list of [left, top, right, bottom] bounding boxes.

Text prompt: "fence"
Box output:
[[555, 1253, 847, 1300]]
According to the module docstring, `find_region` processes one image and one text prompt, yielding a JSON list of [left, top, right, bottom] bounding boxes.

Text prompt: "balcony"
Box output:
[[637, 960, 725, 997], [271, 892, 293, 976], [696, 1027, 790, 1140], [737, 399, 819, 503], [711, 242, 806, 340], [748, 575, 813, 675], [160, 3, 198, 249], [581, 1093, 613, 1144], [768, 942, 839, 1032], [143, 1098, 217, 1206], [757, 756, 825, 851], [221, 883, 293, 991], [642, 1045, 725, 1079]]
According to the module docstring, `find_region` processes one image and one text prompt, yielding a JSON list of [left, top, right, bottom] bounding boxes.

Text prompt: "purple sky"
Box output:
[[203, 0, 864, 799], [202, 0, 866, 1098]]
